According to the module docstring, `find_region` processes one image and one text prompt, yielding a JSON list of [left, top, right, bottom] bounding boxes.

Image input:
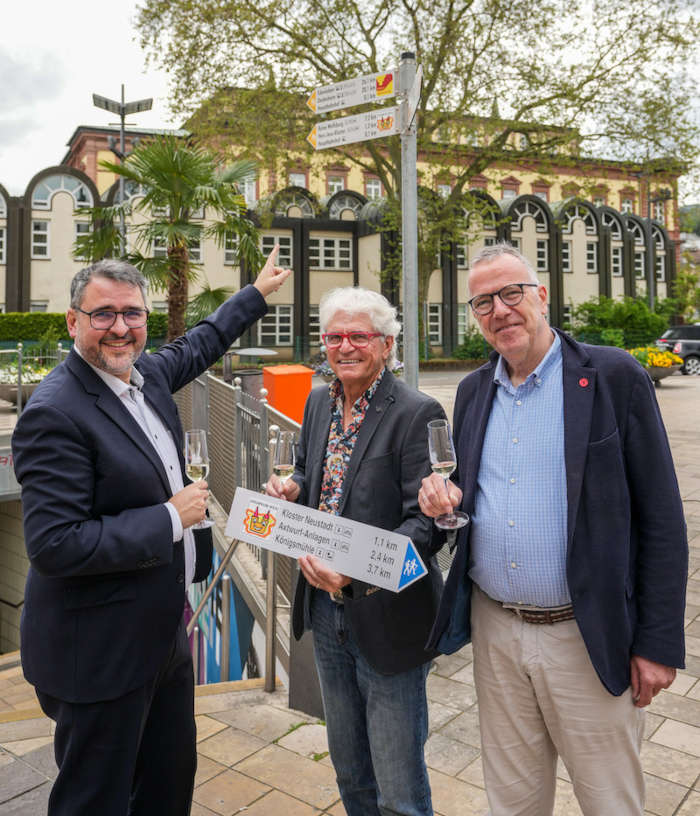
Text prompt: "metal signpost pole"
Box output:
[[119, 85, 127, 257], [399, 52, 419, 390]]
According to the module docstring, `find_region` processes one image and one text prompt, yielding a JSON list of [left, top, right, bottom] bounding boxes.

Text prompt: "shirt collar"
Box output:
[[74, 345, 144, 398], [494, 330, 560, 390], [328, 366, 386, 408]]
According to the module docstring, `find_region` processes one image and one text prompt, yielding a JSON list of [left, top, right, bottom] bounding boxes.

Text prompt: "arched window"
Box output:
[[562, 203, 596, 235], [511, 199, 548, 233], [0, 194, 6, 218], [328, 192, 365, 220], [601, 211, 622, 240], [273, 188, 316, 219], [32, 174, 93, 209]]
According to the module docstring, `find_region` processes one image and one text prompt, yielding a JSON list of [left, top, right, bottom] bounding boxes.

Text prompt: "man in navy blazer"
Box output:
[[12, 252, 290, 816], [419, 243, 687, 815]]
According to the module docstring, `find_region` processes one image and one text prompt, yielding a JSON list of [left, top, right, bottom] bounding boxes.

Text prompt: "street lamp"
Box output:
[[92, 85, 153, 255]]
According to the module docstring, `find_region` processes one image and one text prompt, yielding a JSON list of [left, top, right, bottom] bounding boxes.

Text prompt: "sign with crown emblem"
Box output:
[[307, 106, 399, 151], [226, 487, 427, 592]]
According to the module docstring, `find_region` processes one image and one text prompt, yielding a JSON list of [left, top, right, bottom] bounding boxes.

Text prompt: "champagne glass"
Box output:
[[185, 429, 211, 529], [427, 419, 469, 530], [273, 430, 296, 485]]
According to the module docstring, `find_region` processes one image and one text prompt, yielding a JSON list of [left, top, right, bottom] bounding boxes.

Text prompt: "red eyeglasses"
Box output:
[[321, 332, 384, 349]]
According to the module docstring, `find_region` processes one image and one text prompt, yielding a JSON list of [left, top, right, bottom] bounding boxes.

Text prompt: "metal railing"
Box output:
[[0, 343, 70, 417], [179, 374, 301, 692]]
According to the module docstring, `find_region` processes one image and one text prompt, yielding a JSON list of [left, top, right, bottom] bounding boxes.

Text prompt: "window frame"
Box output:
[[308, 236, 352, 271], [31, 220, 50, 259]]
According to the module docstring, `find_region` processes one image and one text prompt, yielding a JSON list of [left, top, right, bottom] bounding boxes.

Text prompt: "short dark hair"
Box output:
[[70, 259, 148, 309]]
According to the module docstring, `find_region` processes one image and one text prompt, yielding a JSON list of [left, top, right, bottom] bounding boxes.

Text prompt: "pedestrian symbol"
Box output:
[[398, 540, 427, 589]]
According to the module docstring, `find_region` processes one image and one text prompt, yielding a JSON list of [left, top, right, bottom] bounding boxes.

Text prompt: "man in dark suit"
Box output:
[[265, 286, 445, 816], [12, 252, 290, 816], [419, 243, 687, 815]]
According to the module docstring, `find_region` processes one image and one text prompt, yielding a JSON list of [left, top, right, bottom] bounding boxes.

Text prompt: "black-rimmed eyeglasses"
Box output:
[[75, 307, 150, 330], [468, 283, 538, 316]]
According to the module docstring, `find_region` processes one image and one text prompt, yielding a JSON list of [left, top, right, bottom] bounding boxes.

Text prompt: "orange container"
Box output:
[[262, 365, 313, 424]]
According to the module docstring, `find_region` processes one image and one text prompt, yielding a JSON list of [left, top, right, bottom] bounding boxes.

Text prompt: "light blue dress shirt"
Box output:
[[468, 332, 570, 607]]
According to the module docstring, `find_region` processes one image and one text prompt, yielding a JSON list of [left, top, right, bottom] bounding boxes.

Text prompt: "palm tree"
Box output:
[[75, 135, 262, 340]]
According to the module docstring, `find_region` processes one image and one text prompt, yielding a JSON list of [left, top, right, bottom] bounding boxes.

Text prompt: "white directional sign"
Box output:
[[225, 488, 428, 592], [307, 71, 395, 115], [307, 106, 399, 151]]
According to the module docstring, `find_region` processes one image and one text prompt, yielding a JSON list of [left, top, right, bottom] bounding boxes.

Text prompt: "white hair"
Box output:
[[319, 287, 401, 369], [469, 242, 539, 285]]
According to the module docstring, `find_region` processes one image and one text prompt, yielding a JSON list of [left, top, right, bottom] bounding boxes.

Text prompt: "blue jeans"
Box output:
[[311, 590, 433, 816]]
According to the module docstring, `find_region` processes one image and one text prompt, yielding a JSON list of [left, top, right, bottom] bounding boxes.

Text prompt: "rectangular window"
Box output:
[[428, 304, 442, 345], [151, 301, 168, 313], [653, 201, 665, 223], [243, 177, 257, 208], [586, 242, 597, 274], [634, 252, 644, 279], [457, 303, 468, 345], [536, 239, 548, 273], [510, 237, 520, 251], [484, 236, 496, 247], [611, 246, 623, 277], [534, 190, 548, 202], [456, 242, 468, 269], [289, 172, 306, 188], [437, 184, 451, 199], [258, 304, 293, 346], [327, 176, 344, 195], [74, 221, 91, 260], [190, 206, 205, 220], [261, 234, 292, 267], [308, 237, 352, 270], [502, 188, 516, 200], [29, 301, 48, 312], [189, 238, 202, 263], [655, 254, 665, 281], [309, 305, 320, 346], [562, 241, 571, 273], [0, 227, 5, 264], [31, 220, 49, 258], [365, 178, 382, 199], [621, 198, 634, 214], [562, 305, 572, 324], [224, 232, 239, 265]]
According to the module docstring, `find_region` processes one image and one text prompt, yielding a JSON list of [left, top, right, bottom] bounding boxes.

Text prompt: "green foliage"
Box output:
[[185, 284, 235, 328], [74, 135, 263, 341], [672, 254, 700, 321], [680, 204, 700, 236], [569, 296, 669, 347], [0, 312, 168, 343], [453, 327, 492, 360]]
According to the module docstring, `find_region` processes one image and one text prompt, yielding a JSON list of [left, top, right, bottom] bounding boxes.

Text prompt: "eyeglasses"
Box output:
[[468, 283, 538, 315], [321, 332, 384, 349], [75, 307, 150, 330]]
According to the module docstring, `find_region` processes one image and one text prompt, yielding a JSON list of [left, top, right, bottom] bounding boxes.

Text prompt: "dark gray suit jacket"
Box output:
[[291, 370, 447, 674]]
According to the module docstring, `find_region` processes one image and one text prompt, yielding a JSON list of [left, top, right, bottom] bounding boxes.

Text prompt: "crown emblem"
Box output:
[[244, 506, 277, 538], [377, 115, 394, 131]]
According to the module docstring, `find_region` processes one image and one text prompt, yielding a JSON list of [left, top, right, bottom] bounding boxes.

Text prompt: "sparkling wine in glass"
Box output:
[[185, 429, 211, 529], [273, 431, 296, 485], [427, 419, 469, 530]]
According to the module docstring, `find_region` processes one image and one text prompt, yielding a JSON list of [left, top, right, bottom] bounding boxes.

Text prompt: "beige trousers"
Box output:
[[471, 586, 645, 816]]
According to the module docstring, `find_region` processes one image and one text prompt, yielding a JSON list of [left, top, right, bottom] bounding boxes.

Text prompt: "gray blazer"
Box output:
[[291, 370, 447, 674]]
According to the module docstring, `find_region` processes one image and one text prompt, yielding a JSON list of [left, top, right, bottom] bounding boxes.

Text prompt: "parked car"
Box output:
[[656, 325, 700, 375]]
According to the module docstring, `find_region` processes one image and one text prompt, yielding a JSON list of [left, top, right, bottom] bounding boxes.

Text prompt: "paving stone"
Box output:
[[668, 672, 699, 696], [685, 634, 700, 659], [277, 723, 328, 759], [440, 709, 482, 750], [234, 744, 339, 810], [684, 654, 700, 677], [0, 719, 50, 745], [2, 736, 53, 757], [687, 680, 700, 701], [456, 755, 485, 789], [0, 780, 51, 815], [240, 789, 322, 814], [425, 733, 479, 776], [552, 778, 583, 815], [641, 740, 700, 786], [427, 767, 489, 816], [644, 712, 665, 741], [195, 715, 228, 743], [0, 749, 13, 769], [648, 690, 700, 727], [212, 703, 311, 743], [324, 801, 346, 815], [686, 619, 700, 638], [0, 758, 47, 804], [432, 653, 469, 679], [193, 768, 270, 815], [675, 790, 700, 813], [16, 743, 57, 780], [643, 772, 689, 816], [449, 663, 476, 686], [197, 726, 267, 766], [194, 754, 227, 787], [650, 719, 700, 757], [427, 674, 478, 710], [428, 700, 462, 731], [190, 802, 219, 816]]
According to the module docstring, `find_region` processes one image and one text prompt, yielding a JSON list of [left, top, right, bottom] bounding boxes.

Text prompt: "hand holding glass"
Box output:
[[273, 431, 296, 485], [427, 419, 468, 530], [184, 429, 211, 529]]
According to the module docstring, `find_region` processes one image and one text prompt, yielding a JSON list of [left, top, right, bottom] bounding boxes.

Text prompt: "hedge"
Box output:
[[0, 312, 169, 342]]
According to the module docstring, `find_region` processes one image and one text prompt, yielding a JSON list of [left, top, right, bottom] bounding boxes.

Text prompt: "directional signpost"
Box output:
[[306, 53, 422, 388]]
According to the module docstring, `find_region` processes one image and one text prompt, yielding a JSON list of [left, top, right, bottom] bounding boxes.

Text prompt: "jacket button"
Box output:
[[176, 572, 185, 584]]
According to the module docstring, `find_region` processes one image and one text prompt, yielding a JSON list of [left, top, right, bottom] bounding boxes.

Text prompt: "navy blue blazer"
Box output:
[[427, 329, 687, 695], [12, 285, 266, 704]]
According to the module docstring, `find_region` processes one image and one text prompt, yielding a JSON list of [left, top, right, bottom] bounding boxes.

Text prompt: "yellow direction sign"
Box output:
[[306, 71, 395, 115], [307, 107, 399, 151]]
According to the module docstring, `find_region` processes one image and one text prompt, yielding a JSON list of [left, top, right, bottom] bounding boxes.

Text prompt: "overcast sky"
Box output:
[[1, 1, 697, 202], [0, 1, 173, 195]]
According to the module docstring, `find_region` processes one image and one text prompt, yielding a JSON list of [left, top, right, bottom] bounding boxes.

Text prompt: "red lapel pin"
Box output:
[[579, 377, 589, 388]]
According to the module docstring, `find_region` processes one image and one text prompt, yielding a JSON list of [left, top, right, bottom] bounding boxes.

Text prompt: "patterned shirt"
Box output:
[[468, 332, 570, 607], [319, 368, 385, 516]]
